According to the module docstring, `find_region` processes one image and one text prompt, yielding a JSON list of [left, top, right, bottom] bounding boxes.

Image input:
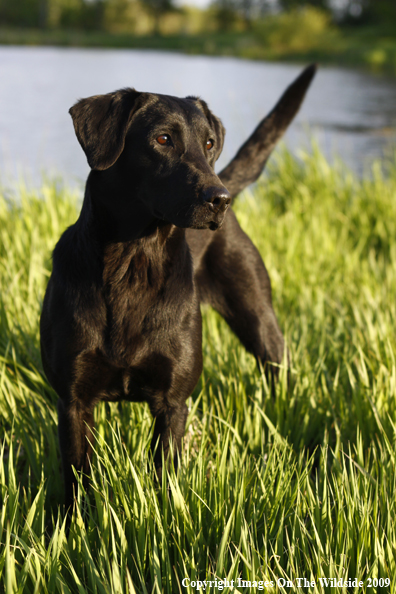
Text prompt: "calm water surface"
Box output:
[[0, 46, 396, 187]]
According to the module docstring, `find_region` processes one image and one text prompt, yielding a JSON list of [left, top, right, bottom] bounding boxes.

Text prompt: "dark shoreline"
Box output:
[[1, 26, 395, 76]]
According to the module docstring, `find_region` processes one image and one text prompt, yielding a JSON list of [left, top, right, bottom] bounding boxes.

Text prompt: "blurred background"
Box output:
[[1, 0, 396, 69], [0, 0, 395, 185]]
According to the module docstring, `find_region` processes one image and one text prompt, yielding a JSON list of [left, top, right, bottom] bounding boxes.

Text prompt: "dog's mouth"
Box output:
[[190, 196, 230, 230], [189, 213, 226, 231], [151, 202, 227, 231], [203, 217, 224, 231], [188, 203, 228, 230]]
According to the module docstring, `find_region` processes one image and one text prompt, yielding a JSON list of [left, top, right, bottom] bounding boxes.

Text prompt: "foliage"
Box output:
[[1, 146, 396, 590], [101, 0, 151, 35], [141, 0, 175, 35], [253, 6, 335, 53], [1, 0, 396, 68], [2, 8, 396, 74], [0, 0, 47, 28], [1, 0, 396, 41], [279, 0, 328, 10], [334, 0, 396, 27]]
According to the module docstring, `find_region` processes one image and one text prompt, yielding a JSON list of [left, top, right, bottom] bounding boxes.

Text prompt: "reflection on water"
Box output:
[[0, 46, 395, 187]]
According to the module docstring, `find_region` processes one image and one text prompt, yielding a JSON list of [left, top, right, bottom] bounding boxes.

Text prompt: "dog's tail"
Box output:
[[218, 64, 317, 200]]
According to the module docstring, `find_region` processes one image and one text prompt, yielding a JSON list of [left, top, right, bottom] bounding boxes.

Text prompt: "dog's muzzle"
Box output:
[[202, 186, 231, 230]]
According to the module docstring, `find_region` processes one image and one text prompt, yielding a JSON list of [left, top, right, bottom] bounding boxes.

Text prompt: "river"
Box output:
[[0, 46, 395, 187]]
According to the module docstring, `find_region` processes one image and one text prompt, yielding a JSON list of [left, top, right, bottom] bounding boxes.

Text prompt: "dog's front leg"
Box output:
[[149, 401, 189, 483], [57, 398, 95, 512]]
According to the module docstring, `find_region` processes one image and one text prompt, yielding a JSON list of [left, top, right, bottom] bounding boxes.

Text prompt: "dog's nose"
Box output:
[[203, 186, 231, 214]]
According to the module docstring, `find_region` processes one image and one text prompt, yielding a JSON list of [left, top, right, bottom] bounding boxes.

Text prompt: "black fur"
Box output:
[[40, 65, 316, 509]]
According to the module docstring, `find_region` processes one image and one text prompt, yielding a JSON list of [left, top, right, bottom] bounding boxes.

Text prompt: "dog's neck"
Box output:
[[73, 173, 191, 295], [80, 171, 185, 245]]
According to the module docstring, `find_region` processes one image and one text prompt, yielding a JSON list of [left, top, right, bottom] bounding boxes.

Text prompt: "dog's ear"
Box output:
[[190, 98, 225, 162], [69, 88, 143, 170], [219, 64, 317, 198]]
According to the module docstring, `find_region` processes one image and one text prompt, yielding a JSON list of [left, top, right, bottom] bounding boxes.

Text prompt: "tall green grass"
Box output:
[[1, 147, 396, 592]]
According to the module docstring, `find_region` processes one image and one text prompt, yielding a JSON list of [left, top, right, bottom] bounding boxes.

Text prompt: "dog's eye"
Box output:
[[206, 139, 214, 150], [157, 134, 170, 146]]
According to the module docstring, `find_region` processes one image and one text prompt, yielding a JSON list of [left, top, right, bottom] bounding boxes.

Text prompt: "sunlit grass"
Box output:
[[1, 147, 396, 592]]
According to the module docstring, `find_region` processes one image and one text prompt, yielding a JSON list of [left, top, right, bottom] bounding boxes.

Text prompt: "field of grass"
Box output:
[[1, 146, 396, 592]]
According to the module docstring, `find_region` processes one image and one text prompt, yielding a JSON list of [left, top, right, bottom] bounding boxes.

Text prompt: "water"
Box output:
[[0, 45, 395, 187]]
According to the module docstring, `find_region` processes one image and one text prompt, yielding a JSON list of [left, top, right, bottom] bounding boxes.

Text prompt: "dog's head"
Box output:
[[69, 89, 231, 230]]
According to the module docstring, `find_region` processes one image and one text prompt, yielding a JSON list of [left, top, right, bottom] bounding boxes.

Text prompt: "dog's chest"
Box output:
[[101, 243, 197, 367], [99, 257, 201, 402]]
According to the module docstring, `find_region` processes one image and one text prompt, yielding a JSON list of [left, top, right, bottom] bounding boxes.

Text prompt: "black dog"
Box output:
[[40, 65, 316, 509]]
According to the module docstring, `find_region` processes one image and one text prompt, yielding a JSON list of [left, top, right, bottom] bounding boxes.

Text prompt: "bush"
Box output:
[[254, 6, 336, 53]]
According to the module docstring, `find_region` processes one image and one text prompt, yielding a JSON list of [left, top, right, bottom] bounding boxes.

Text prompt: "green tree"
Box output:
[[279, 0, 329, 9], [59, 0, 107, 29], [212, 0, 240, 31], [333, 0, 396, 27], [0, 0, 48, 27], [141, 0, 174, 34], [367, 0, 396, 22]]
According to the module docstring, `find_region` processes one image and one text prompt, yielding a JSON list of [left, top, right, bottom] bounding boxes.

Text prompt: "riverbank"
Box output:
[[1, 24, 396, 75]]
